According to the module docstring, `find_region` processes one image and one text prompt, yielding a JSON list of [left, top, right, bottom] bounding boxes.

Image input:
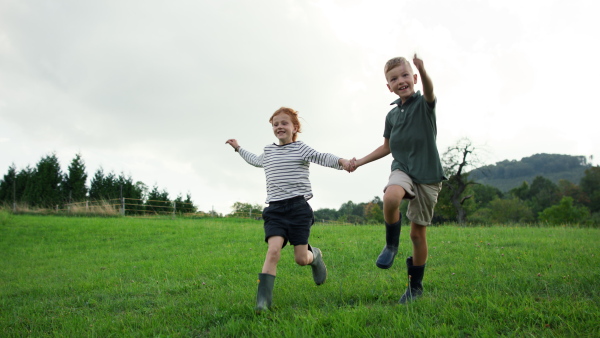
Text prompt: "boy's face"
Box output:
[[385, 62, 417, 102], [271, 113, 297, 145]]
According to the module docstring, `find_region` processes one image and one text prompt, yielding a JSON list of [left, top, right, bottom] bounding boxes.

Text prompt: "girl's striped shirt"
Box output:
[[238, 141, 343, 203]]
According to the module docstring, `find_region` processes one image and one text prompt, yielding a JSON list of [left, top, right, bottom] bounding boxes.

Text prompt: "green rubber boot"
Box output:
[[376, 218, 401, 269], [399, 256, 426, 304], [309, 246, 327, 285], [255, 273, 275, 313]]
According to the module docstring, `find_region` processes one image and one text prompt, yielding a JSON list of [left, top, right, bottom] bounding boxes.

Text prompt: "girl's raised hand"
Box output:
[[225, 139, 240, 151]]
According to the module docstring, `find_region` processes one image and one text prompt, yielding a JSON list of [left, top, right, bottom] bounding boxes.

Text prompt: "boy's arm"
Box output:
[[413, 54, 435, 104], [353, 138, 391, 169]]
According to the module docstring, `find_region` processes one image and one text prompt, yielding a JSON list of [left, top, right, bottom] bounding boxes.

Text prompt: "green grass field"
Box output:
[[1, 212, 598, 337]]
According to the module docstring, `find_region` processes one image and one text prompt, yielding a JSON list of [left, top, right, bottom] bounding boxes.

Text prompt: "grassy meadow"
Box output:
[[1, 212, 599, 337]]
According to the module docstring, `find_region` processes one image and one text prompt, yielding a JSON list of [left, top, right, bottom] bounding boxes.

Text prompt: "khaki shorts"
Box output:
[[384, 170, 442, 226]]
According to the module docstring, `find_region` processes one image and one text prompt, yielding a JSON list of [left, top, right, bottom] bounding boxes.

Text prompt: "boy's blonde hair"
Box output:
[[269, 107, 302, 142], [384, 57, 412, 75]]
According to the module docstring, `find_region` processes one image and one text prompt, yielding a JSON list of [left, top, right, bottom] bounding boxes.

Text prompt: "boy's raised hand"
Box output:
[[413, 53, 435, 102], [413, 53, 424, 71]]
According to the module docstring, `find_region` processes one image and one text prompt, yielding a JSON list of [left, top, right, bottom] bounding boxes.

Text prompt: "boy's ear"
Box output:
[[386, 83, 393, 92], [413, 73, 418, 84]]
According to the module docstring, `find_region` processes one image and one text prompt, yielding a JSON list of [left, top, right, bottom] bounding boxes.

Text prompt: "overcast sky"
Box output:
[[1, 0, 598, 215]]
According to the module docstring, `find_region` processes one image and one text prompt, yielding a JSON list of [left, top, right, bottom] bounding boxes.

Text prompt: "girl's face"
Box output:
[[271, 113, 297, 145]]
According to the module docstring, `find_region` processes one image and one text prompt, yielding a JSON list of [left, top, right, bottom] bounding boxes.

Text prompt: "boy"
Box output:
[[350, 54, 446, 303]]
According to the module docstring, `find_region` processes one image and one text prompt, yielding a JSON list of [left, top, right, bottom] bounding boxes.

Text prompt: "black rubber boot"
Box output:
[[399, 256, 426, 304], [375, 217, 401, 269], [255, 273, 275, 313], [309, 245, 327, 285]]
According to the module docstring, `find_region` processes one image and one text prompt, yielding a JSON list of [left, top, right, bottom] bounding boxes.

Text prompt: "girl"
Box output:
[[225, 107, 351, 312]]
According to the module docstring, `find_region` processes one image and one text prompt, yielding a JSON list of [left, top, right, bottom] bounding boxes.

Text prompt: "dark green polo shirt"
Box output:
[[383, 91, 446, 184]]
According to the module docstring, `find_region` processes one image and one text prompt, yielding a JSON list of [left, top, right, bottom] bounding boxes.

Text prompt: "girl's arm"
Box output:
[[225, 139, 263, 167], [301, 143, 344, 170]]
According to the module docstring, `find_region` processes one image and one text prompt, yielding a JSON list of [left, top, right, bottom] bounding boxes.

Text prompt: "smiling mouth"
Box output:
[[399, 85, 408, 90]]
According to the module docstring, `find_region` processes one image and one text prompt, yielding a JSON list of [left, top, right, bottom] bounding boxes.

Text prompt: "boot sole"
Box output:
[[376, 261, 393, 269], [375, 248, 397, 269]]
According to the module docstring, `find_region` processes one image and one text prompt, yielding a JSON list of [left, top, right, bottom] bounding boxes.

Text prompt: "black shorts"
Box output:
[[262, 196, 314, 248]]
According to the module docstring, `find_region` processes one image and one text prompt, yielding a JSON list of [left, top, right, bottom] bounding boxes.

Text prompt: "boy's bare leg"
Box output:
[[261, 236, 284, 275], [399, 222, 428, 304], [409, 223, 427, 266], [383, 185, 405, 223]]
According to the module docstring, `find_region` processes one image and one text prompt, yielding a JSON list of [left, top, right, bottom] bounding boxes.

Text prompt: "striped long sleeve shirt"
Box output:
[[238, 141, 343, 203]]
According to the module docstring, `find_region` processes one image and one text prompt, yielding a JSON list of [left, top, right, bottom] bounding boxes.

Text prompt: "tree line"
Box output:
[[0, 153, 198, 215], [3, 144, 599, 224]]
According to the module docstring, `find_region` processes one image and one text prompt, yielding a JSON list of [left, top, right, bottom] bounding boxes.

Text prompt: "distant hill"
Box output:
[[468, 153, 591, 192]]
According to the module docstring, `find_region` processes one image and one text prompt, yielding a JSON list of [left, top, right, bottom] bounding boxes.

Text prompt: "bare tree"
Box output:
[[442, 138, 483, 224]]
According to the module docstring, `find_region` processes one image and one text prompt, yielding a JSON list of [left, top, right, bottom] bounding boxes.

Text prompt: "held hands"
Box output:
[[339, 159, 353, 173], [225, 139, 240, 152], [340, 157, 359, 173], [349, 157, 358, 172]]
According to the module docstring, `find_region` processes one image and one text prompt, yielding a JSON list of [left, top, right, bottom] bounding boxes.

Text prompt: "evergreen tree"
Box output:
[[102, 171, 119, 200], [15, 166, 34, 203], [63, 153, 88, 202], [24, 153, 63, 207], [89, 168, 105, 200], [116, 174, 144, 215], [146, 185, 172, 214], [89, 168, 120, 200], [181, 193, 197, 214], [0, 164, 17, 204]]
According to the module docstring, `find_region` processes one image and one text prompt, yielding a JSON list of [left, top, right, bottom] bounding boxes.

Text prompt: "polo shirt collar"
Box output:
[[391, 90, 421, 107]]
